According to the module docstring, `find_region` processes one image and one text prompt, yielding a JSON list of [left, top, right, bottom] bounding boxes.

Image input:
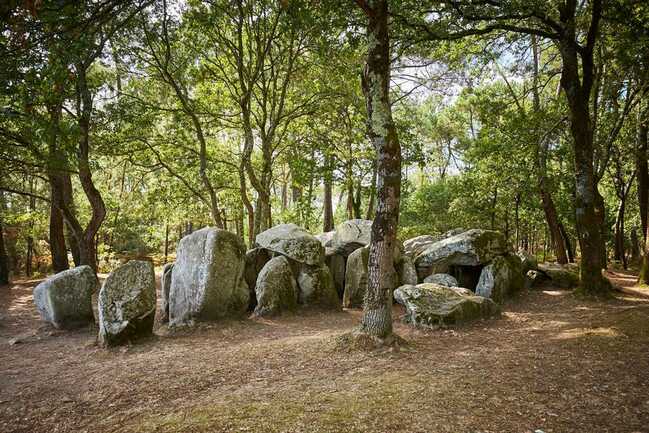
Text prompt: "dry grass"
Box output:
[[1, 272, 649, 433]]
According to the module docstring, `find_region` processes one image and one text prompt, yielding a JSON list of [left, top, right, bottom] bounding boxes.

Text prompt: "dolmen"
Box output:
[[408, 229, 525, 303], [315, 219, 418, 309], [33, 265, 97, 329], [248, 223, 340, 317]]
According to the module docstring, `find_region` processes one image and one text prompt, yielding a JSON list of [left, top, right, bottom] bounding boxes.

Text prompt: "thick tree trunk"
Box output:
[[614, 198, 626, 269], [558, 13, 610, 294], [48, 194, 69, 272], [61, 173, 80, 266], [630, 228, 640, 264], [358, 0, 400, 340]]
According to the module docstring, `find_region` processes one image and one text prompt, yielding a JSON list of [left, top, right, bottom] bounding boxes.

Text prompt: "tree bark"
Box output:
[[358, 0, 400, 340], [558, 1, 610, 294], [323, 154, 334, 232], [366, 158, 377, 220], [47, 99, 69, 273], [637, 101, 648, 242], [0, 192, 10, 285]]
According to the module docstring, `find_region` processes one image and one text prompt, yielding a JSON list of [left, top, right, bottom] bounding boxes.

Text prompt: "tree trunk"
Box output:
[[558, 14, 609, 294], [540, 190, 569, 264], [630, 228, 640, 264], [636, 101, 648, 242], [490, 187, 497, 230], [323, 154, 334, 232], [164, 222, 169, 265], [358, 0, 400, 340], [0, 192, 10, 285], [614, 197, 626, 268], [559, 222, 575, 263], [61, 172, 80, 266], [366, 158, 377, 220]]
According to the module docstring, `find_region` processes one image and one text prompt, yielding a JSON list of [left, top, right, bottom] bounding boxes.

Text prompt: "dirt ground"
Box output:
[[1, 271, 648, 433]]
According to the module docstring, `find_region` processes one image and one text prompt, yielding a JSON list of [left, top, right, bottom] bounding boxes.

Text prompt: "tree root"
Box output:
[[335, 328, 407, 352]]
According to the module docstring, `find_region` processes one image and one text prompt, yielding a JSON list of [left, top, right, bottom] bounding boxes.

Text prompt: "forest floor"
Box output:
[[1, 270, 649, 433]]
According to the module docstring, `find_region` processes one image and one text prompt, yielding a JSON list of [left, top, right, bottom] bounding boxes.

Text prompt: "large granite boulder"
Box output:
[[332, 219, 372, 256], [414, 229, 508, 279], [535, 263, 580, 289], [326, 253, 346, 298], [297, 264, 340, 309], [33, 265, 97, 329], [160, 262, 174, 323], [394, 283, 499, 328], [424, 273, 458, 287], [397, 256, 418, 286], [169, 228, 249, 327], [403, 235, 438, 259], [244, 248, 271, 311], [343, 246, 369, 308], [255, 224, 324, 266], [98, 260, 156, 346], [254, 256, 299, 317], [475, 254, 525, 303]]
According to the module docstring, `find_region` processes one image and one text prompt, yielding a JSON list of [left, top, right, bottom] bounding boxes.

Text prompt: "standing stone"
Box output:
[[33, 265, 97, 329], [98, 260, 156, 346], [332, 219, 372, 256], [244, 248, 271, 311], [397, 256, 418, 285], [160, 262, 174, 323], [169, 228, 249, 327], [343, 246, 369, 308], [423, 273, 458, 287], [254, 256, 299, 317], [255, 224, 324, 266], [475, 254, 525, 303], [296, 264, 340, 309]]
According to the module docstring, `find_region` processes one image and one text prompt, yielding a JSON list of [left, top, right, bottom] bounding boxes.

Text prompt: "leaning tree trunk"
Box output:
[[357, 0, 400, 340], [540, 189, 569, 264]]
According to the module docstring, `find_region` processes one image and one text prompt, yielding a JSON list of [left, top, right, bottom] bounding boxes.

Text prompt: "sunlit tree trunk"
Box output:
[[357, 0, 400, 340]]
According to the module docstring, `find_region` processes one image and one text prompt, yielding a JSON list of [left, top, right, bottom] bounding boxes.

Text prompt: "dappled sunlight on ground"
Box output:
[[1, 270, 649, 433]]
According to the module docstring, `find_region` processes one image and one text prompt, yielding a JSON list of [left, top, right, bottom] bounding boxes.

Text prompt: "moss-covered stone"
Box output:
[[98, 260, 156, 346], [475, 253, 525, 303], [255, 224, 324, 266], [254, 256, 299, 317], [33, 265, 97, 329], [394, 283, 499, 328], [414, 229, 508, 279], [537, 263, 580, 289], [169, 228, 249, 326]]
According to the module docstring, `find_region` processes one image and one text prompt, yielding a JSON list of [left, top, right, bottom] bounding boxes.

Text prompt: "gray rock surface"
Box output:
[[397, 256, 418, 286], [169, 228, 249, 327], [414, 229, 508, 279], [536, 263, 580, 289], [332, 219, 372, 256], [255, 224, 324, 266], [343, 246, 369, 308], [403, 235, 438, 259], [326, 253, 346, 298], [98, 260, 156, 346], [316, 231, 336, 248], [423, 273, 459, 287], [160, 262, 174, 323], [244, 248, 271, 311], [254, 256, 298, 317], [475, 254, 525, 303], [33, 265, 97, 329], [296, 264, 340, 309], [394, 283, 499, 328]]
